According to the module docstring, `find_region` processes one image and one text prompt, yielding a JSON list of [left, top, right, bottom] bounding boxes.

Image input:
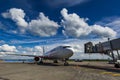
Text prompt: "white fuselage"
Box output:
[[43, 46, 73, 59]]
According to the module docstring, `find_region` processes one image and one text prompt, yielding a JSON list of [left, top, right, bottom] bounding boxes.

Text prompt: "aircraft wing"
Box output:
[[0, 53, 52, 59], [6, 54, 39, 57], [0, 52, 43, 57]]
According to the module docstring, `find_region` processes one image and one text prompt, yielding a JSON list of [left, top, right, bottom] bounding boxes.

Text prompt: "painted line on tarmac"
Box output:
[[101, 72, 120, 77]]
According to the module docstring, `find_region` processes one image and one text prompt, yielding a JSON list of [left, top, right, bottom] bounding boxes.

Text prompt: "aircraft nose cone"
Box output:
[[68, 49, 74, 57]]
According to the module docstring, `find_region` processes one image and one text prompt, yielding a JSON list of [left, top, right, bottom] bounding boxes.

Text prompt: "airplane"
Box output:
[[1, 46, 74, 66]]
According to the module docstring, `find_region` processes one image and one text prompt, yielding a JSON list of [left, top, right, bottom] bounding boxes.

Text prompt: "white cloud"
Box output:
[[91, 25, 117, 38], [2, 8, 60, 37], [34, 46, 43, 52], [61, 8, 91, 38], [106, 19, 120, 27], [17, 46, 43, 55], [0, 44, 17, 52], [28, 13, 59, 37], [96, 17, 120, 37], [61, 8, 117, 38], [1, 8, 117, 38], [33, 46, 43, 55], [2, 8, 28, 33]]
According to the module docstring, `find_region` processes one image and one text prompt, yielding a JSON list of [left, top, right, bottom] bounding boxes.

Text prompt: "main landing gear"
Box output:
[[114, 64, 120, 68], [53, 60, 58, 63], [114, 60, 120, 68]]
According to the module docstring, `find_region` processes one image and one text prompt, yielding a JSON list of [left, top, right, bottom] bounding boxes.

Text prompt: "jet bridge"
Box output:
[[84, 38, 120, 68]]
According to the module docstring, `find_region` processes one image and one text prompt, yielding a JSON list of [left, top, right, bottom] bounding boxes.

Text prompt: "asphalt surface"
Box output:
[[0, 61, 120, 80]]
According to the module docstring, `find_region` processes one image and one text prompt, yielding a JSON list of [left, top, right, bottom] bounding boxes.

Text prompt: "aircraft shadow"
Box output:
[[27, 62, 60, 66], [28, 62, 120, 73], [0, 77, 9, 80], [37, 63, 59, 66], [76, 64, 120, 73]]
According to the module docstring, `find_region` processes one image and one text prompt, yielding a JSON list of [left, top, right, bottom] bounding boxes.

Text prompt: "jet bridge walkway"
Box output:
[[84, 38, 120, 68]]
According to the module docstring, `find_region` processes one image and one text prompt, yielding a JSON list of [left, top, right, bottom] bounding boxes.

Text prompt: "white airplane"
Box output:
[[2, 46, 74, 66]]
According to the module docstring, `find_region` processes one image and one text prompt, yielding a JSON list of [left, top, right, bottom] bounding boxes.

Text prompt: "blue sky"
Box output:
[[0, 0, 120, 59]]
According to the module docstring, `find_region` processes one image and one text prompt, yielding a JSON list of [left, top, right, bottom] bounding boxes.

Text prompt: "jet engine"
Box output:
[[34, 57, 40, 61]]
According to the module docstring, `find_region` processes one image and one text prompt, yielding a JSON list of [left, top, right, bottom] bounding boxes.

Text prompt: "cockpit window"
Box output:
[[62, 46, 71, 49]]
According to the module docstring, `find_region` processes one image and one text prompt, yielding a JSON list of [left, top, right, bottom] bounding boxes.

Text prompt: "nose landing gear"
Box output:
[[64, 58, 69, 66]]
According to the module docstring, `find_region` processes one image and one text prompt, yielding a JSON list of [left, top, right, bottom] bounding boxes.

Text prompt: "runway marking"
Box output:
[[101, 72, 120, 77], [112, 74, 120, 77], [101, 72, 113, 74]]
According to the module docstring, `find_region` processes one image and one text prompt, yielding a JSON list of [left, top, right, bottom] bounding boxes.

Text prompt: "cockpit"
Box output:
[[62, 46, 71, 49], [55, 46, 71, 49]]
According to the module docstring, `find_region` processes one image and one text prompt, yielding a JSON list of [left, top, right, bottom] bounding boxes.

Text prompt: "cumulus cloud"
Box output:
[[2, 8, 28, 33], [61, 8, 117, 38], [28, 13, 59, 37], [91, 25, 116, 38], [2, 8, 59, 37], [0, 44, 17, 52], [61, 8, 91, 37], [17, 46, 43, 55], [96, 17, 120, 37], [1, 8, 117, 38], [34, 46, 43, 51]]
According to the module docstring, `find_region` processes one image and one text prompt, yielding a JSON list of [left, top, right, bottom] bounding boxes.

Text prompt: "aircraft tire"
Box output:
[[114, 64, 120, 68], [53, 60, 58, 63], [64, 62, 69, 66]]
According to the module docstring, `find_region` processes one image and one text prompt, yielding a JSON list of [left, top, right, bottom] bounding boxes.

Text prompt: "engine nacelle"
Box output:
[[34, 57, 40, 61]]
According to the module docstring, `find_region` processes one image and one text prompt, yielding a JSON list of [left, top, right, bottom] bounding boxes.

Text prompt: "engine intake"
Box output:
[[34, 57, 40, 61]]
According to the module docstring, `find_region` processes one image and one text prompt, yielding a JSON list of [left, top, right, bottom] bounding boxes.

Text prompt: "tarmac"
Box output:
[[0, 61, 120, 80]]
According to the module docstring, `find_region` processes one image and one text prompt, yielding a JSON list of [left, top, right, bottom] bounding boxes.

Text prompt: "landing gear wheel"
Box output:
[[64, 62, 69, 66], [64, 58, 69, 66], [114, 64, 120, 68], [37, 61, 43, 65], [39, 60, 43, 64], [53, 60, 58, 63]]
